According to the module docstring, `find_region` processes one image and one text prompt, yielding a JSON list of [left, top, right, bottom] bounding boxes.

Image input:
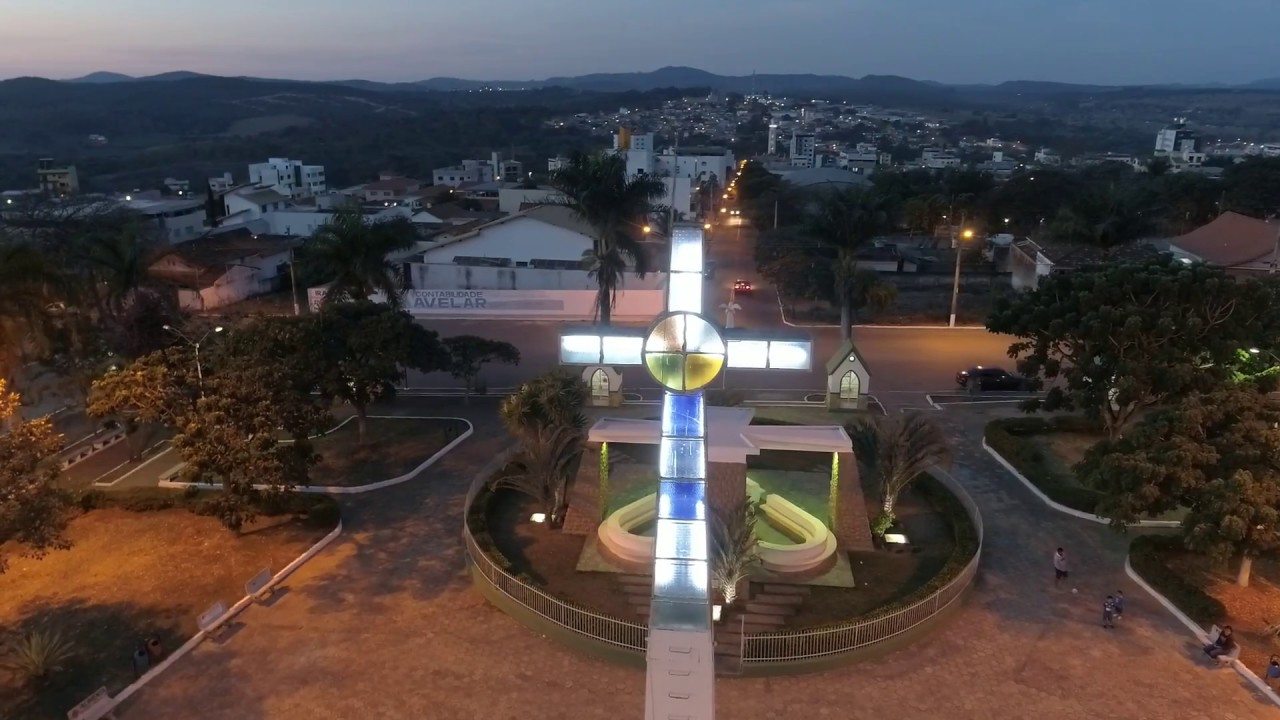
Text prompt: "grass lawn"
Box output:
[[1138, 540, 1280, 674], [0, 507, 333, 720], [309, 417, 469, 487]]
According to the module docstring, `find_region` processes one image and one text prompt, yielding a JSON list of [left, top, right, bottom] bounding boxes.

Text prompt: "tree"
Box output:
[[493, 424, 581, 528], [549, 151, 665, 325], [987, 259, 1276, 441], [88, 346, 201, 430], [0, 380, 71, 573], [299, 205, 418, 308], [1077, 386, 1280, 586], [851, 412, 951, 519], [844, 268, 898, 321], [710, 496, 760, 606], [499, 370, 588, 437], [1045, 184, 1155, 253], [1222, 157, 1280, 218], [903, 195, 945, 234], [314, 302, 449, 443], [0, 242, 57, 384], [807, 188, 892, 338], [443, 335, 520, 403], [173, 364, 330, 531]]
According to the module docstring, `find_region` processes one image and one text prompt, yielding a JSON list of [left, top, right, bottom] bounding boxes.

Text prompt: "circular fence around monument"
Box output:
[[462, 467, 983, 668]]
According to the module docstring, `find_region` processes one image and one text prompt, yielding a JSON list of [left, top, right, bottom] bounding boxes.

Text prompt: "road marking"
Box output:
[[93, 441, 173, 487]]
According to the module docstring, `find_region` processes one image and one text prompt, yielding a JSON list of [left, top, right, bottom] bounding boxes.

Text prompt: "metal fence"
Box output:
[[463, 526, 648, 653], [742, 469, 984, 663], [463, 461, 983, 666]]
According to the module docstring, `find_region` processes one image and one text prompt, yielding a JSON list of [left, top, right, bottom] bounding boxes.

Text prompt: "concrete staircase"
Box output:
[[613, 575, 811, 675]]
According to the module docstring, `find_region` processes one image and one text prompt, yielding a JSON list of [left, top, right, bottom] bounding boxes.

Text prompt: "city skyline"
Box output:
[[2, 0, 1279, 86]]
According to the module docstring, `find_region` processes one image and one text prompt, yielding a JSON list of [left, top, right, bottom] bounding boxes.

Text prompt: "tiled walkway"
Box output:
[[120, 401, 1277, 720]]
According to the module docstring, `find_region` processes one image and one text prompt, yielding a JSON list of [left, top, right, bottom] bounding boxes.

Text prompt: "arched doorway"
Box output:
[[839, 371, 860, 401], [590, 368, 610, 400]]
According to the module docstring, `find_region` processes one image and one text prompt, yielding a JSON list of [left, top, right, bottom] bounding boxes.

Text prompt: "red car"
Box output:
[[733, 279, 753, 294]]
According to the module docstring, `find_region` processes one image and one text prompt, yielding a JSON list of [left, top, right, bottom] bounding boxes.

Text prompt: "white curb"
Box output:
[[981, 437, 1181, 528], [158, 416, 473, 495], [1124, 556, 1280, 707], [100, 518, 345, 714]]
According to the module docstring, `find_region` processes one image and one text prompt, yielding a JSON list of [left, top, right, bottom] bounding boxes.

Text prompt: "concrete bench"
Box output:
[[67, 686, 115, 720], [598, 492, 657, 565], [197, 601, 230, 639], [756, 494, 836, 574], [245, 568, 275, 603]]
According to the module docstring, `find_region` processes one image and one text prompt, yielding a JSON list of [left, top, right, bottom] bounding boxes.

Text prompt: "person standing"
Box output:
[[1054, 547, 1070, 587], [1102, 595, 1117, 629], [1113, 590, 1125, 620]]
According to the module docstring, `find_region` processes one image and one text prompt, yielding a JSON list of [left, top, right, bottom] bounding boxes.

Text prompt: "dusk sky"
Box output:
[[3, 0, 1278, 85]]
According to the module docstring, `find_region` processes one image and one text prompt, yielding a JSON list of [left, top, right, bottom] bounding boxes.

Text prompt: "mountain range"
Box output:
[[58, 66, 1280, 97]]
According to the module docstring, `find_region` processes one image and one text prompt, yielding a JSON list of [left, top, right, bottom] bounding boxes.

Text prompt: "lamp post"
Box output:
[[949, 226, 974, 328], [162, 325, 223, 386]]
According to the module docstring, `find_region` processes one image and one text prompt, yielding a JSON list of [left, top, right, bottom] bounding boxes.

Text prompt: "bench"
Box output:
[[67, 686, 115, 720], [245, 568, 275, 603], [597, 492, 657, 565], [197, 601, 229, 639], [756, 494, 837, 573]]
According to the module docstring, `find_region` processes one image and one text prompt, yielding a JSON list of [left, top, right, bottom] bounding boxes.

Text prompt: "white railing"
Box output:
[[742, 469, 984, 663], [463, 528, 648, 652]]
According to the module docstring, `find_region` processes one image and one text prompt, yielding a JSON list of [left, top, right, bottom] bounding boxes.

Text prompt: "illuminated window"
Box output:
[[839, 370, 860, 400], [590, 368, 610, 398]]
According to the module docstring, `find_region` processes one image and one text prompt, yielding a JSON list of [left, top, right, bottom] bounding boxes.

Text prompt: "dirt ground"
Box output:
[[310, 417, 469, 486], [1165, 552, 1280, 675], [0, 508, 332, 720]]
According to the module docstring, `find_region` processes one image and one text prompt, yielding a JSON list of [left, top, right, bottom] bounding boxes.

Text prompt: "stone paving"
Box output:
[[120, 400, 1277, 720]]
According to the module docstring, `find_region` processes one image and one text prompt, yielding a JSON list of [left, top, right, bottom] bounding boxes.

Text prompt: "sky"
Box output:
[[2, 0, 1278, 85]]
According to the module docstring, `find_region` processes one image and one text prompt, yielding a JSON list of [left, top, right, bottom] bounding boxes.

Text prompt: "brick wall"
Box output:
[[563, 442, 603, 536], [707, 461, 747, 528], [833, 451, 874, 551]]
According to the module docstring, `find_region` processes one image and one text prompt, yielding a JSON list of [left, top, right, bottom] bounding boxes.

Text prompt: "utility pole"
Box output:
[[949, 216, 972, 328], [289, 246, 301, 315], [773, 198, 779, 229]]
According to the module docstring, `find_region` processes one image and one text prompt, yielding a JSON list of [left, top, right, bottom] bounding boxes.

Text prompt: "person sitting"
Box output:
[[1204, 625, 1234, 659]]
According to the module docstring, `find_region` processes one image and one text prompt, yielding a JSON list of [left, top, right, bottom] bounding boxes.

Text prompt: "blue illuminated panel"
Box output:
[[657, 480, 706, 521], [650, 389, 712, 633], [663, 393, 704, 436]]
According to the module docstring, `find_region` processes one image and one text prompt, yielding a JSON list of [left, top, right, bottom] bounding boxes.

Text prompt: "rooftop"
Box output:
[[1170, 212, 1278, 267]]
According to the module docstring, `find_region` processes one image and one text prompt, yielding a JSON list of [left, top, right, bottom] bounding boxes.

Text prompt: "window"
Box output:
[[590, 368, 609, 398], [839, 371, 859, 400]]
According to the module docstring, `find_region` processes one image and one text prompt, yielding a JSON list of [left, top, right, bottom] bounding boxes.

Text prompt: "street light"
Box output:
[[162, 325, 223, 385], [949, 226, 975, 328], [643, 225, 652, 234], [703, 222, 711, 230]]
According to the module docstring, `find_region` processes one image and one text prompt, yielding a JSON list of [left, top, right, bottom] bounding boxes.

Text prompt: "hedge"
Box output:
[[77, 486, 341, 529], [984, 416, 1105, 514], [1129, 535, 1226, 626]]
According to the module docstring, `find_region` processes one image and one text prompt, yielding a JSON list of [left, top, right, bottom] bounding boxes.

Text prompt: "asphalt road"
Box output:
[[410, 223, 1016, 397]]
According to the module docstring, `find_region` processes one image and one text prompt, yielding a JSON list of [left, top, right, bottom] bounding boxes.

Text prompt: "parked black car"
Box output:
[[955, 366, 1027, 391]]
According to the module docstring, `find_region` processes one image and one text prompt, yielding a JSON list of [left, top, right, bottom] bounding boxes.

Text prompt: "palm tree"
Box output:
[[808, 188, 893, 339], [499, 370, 588, 438], [299, 205, 418, 307], [494, 423, 582, 528], [549, 151, 666, 325], [851, 411, 951, 517], [710, 496, 760, 606]]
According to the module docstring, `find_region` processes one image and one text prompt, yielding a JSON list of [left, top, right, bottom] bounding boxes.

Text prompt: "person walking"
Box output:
[[1102, 595, 1117, 629], [1054, 547, 1070, 587]]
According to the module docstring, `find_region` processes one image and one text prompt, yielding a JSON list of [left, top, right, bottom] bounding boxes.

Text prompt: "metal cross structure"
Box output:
[[559, 224, 813, 720]]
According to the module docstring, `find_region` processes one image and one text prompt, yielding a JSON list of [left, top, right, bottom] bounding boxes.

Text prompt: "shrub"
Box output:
[[870, 511, 896, 538], [0, 629, 77, 684], [984, 417, 1103, 514], [1130, 535, 1226, 626], [304, 497, 341, 529], [77, 489, 105, 512]]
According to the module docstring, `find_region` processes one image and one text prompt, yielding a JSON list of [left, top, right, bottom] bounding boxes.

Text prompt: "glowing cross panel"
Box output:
[[644, 313, 726, 392]]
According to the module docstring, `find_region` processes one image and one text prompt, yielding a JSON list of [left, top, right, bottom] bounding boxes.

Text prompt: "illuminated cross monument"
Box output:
[[558, 225, 813, 720]]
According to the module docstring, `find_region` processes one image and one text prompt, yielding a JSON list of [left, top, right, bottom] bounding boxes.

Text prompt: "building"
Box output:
[[208, 172, 235, 193], [247, 158, 326, 197], [36, 158, 79, 196], [548, 156, 571, 173], [432, 159, 495, 187], [123, 194, 207, 244], [609, 131, 731, 216], [920, 147, 961, 169], [1155, 118, 1201, 156], [361, 174, 425, 203], [837, 149, 878, 175], [976, 151, 1017, 179], [163, 178, 191, 196], [767, 123, 780, 155], [1166, 212, 1280, 275], [490, 152, 524, 183], [148, 230, 298, 310], [392, 204, 666, 320], [497, 185, 564, 214], [775, 167, 872, 191], [1009, 238, 1160, 290], [789, 133, 816, 168], [1034, 148, 1061, 166]]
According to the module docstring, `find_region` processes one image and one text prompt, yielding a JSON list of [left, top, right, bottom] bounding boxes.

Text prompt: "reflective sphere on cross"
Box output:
[[642, 312, 725, 392]]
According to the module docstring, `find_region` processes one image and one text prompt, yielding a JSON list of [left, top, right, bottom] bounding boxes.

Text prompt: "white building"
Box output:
[[610, 131, 732, 216], [1034, 148, 1061, 166], [767, 123, 780, 155], [394, 204, 666, 320], [1155, 118, 1201, 157], [208, 172, 235, 193], [548, 156, 571, 173], [433, 159, 495, 187], [247, 158, 326, 198], [497, 186, 564, 214], [124, 195, 207, 244], [789, 133, 816, 168], [921, 147, 961, 169], [149, 230, 297, 310]]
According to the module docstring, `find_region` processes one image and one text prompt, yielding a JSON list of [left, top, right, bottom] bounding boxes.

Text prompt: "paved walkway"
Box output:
[[120, 400, 1276, 720]]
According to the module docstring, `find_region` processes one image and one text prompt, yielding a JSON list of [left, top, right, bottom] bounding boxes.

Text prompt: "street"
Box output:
[[411, 223, 1015, 398]]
